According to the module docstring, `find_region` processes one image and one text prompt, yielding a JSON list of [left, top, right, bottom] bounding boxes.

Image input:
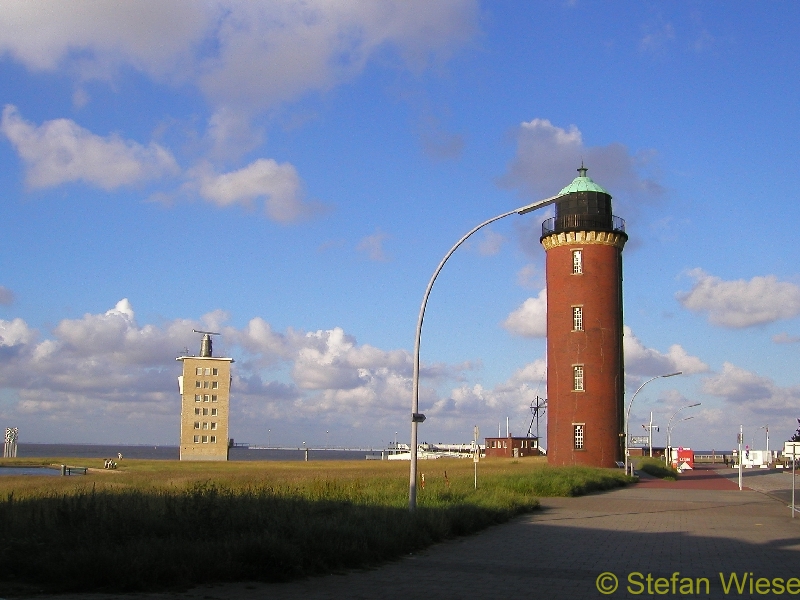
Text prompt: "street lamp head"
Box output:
[[662, 372, 682, 378], [688, 402, 701, 408]]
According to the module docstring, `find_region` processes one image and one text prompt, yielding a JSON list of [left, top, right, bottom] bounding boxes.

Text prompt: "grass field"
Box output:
[[0, 457, 632, 595]]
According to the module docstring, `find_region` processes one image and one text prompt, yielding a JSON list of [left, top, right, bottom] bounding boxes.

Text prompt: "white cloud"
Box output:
[[0, 1, 478, 114], [0, 286, 15, 306], [478, 230, 505, 256], [431, 358, 547, 424], [498, 118, 663, 209], [773, 332, 800, 344], [701, 362, 800, 413], [193, 158, 322, 223], [357, 230, 390, 262], [515, 264, 540, 289], [1, 105, 178, 190], [677, 269, 800, 328], [623, 326, 709, 377], [502, 290, 547, 338]]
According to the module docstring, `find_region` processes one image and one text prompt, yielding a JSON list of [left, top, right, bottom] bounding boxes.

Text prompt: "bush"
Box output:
[[636, 458, 679, 479]]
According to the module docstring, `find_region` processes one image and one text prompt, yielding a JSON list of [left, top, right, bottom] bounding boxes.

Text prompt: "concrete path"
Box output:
[[30, 467, 800, 600]]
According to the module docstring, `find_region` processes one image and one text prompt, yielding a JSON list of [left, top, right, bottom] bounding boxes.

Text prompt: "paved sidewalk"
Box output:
[[34, 466, 800, 600]]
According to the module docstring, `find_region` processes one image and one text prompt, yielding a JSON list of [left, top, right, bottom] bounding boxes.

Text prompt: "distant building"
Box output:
[[176, 332, 234, 461], [484, 436, 540, 459]]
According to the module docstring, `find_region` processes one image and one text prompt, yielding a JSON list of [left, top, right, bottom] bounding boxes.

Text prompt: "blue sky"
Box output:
[[0, 1, 798, 453]]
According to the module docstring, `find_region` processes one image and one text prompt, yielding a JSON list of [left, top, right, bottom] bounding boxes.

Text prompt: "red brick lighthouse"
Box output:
[[540, 166, 627, 467]]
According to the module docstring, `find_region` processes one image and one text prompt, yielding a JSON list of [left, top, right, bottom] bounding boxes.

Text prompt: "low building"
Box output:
[[484, 436, 540, 458]]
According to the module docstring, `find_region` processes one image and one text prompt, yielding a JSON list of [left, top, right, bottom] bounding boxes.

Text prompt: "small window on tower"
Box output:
[[195, 381, 201, 388], [574, 424, 585, 450], [193, 435, 199, 443], [203, 381, 209, 389], [212, 381, 218, 389], [572, 250, 583, 274], [202, 408, 208, 416], [194, 394, 201, 402], [573, 365, 584, 391], [210, 436, 216, 443], [204, 395, 210, 402], [573, 306, 583, 331], [196, 367, 202, 376], [212, 368, 219, 376], [211, 408, 217, 416], [211, 422, 217, 430], [193, 422, 200, 429], [204, 368, 211, 376], [211, 395, 218, 402], [194, 408, 200, 415]]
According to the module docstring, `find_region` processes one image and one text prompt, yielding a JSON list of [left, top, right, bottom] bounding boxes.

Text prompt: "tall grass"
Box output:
[[0, 458, 631, 594]]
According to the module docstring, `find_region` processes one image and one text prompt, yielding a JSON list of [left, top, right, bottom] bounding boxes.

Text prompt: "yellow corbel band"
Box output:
[[541, 230, 627, 251]]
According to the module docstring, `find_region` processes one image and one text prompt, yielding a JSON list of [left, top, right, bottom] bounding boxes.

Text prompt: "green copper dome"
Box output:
[[558, 165, 610, 196]]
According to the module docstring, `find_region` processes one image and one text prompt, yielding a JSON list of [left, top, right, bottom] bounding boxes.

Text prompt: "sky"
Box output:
[[0, 1, 799, 453]]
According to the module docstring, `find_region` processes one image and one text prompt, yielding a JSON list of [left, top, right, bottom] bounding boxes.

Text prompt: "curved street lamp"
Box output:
[[408, 192, 565, 511], [624, 372, 682, 474], [666, 403, 700, 466]]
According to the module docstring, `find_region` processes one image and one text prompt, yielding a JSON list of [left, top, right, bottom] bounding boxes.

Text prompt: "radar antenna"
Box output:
[[192, 329, 221, 358], [526, 395, 547, 440]]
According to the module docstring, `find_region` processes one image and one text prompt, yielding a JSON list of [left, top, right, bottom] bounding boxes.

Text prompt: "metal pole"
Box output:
[[648, 411, 653, 457], [408, 194, 563, 511], [738, 425, 743, 491], [792, 442, 797, 519], [625, 372, 682, 474]]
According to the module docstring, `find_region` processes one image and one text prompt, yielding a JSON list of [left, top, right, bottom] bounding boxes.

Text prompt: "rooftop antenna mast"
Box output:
[[192, 329, 221, 358]]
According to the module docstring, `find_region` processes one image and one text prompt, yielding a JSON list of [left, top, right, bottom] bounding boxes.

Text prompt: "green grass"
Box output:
[[0, 457, 632, 594], [635, 457, 680, 479]]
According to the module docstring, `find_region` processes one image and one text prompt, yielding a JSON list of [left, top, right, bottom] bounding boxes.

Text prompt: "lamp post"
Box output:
[[753, 425, 769, 465], [666, 402, 700, 467], [625, 372, 682, 475], [408, 192, 565, 511], [667, 415, 696, 467]]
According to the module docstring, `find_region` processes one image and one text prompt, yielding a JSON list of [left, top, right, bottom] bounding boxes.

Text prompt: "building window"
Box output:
[[204, 368, 211, 375], [202, 436, 208, 443], [211, 422, 217, 430], [194, 422, 200, 429], [211, 395, 218, 402], [194, 408, 200, 415], [203, 381, 209, 389], [193, 435, 199, 443], [202, 422, 209, 430], [572, 249, 583, 274], [194, 394, 201, 402], [212, 368, 219, 376], [503, 441, 507, 449], [573, 365, 584, 391], [196, 367, 202, 375], [195, 380, 201, 388], [211, 408, 217, 416], [573, 306, 583, 331], [204, 395, 210, 402], [574, 424, 585, 450], [202, 408, 208, 416], [212, 381, 219, 389], [210, 436, 216, 443]]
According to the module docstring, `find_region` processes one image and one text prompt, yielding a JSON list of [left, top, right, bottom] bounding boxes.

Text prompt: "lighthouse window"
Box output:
[[211, 408, 218, 416], [193, 435, 199, 443], [211, 395, 218, 402], [573, 365, 584, 391], [194, 394, 201, 402], [212, 368, 219, 376], [574, 424, 585, 450], [210, 436, 217, 443], [573, 306, 583, 331], [195, 367, 202, 375], [195, 381, 201, 388], [193, 422, 200, 429], [212, 381, 219, 389], [572, 250, 583, 274]]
